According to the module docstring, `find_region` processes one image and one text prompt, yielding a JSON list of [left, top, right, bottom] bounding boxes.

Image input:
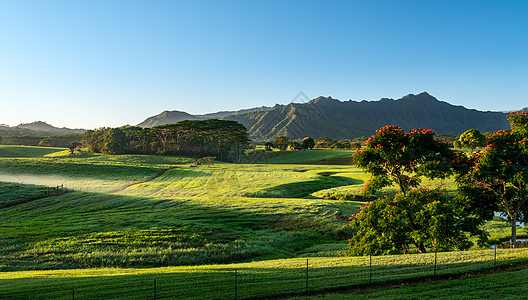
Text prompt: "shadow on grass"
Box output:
[[0, 191, 325, 271], [243, 176, 356, 199]]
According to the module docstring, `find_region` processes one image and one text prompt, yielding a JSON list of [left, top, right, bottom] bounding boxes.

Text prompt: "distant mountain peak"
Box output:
[[12, 121, 84, 135], [401, 92, 435, 100], [308, 96, 338, 104], [137, 92, 512, 141]]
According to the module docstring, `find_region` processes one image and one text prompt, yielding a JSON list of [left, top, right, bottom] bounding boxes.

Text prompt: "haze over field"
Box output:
[[1, 1, 527, 129]]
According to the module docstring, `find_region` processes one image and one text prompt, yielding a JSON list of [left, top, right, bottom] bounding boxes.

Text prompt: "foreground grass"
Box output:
[[1, 248, 528, 299], [293, 266, 528, 299]]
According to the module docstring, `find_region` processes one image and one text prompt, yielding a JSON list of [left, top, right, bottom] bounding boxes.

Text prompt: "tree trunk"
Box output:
[[417, 242, 427, 254], [511, 218, 517, 248]]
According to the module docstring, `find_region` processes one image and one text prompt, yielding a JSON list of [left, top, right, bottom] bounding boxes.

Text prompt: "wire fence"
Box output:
[[4, 247, 528, 299]]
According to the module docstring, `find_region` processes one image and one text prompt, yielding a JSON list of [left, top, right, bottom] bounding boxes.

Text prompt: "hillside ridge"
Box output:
[[138, 92, 512, 141]]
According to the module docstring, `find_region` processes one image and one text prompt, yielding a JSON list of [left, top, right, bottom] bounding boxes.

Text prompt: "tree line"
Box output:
[[80, 119, 249, 162], [348, 112, 528, 255], [267, 136, 365, 151], [0, 134, 82, 148]]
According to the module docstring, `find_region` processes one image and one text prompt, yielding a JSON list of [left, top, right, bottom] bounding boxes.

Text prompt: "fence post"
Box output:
[[234, 269, 238, 300], [434, 248, 437, 277], [369, 253, 372, 284], [305, 258, 309, 293], [153, 279, 156, 300], [494, 243, 497, 269]]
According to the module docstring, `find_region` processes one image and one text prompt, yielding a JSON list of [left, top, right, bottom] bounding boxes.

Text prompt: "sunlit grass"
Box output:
[[0, 146, 521, 284], [1, 248, 528, 299]]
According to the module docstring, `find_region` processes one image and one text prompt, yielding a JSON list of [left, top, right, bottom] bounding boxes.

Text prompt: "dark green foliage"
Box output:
[[289, 141, 301, 150], [102, 128, 129, 155], [81, 120, 249, 161], [315, 137, 334, 149], [347, 188, 486, 255], [456, 111, 528, 245], [67, 141, 80, 154], [353, 125, 459, 196], [264, 142, 274, 151], [301, 137, 315, 149], [330, 141, 354, 149], [0, 134, 82, 147], [274, 136, 289, 150]]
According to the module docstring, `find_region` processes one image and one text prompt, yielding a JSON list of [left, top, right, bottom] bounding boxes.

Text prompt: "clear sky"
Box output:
[[1, 0, 527, 129]]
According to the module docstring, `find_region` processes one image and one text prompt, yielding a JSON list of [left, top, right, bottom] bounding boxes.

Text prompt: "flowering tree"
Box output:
[[347, 188, 486, 255], [457, 112, 528, 246], [353, 125, 459, 196]]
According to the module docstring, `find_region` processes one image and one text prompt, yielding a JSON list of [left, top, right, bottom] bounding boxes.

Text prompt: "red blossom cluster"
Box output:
[[408, 128, 435, 135]]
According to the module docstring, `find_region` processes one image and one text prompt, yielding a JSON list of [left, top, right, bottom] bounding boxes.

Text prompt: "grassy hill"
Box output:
[[1, 147, 527, 298], [0, 145, 67, 158], [0, 147, 367, 272]]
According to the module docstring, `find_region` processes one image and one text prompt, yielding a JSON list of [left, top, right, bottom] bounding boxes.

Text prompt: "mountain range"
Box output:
[[138, 92, 514, 141], [1, 93, 522, 142], [0, 121, 85, 137]]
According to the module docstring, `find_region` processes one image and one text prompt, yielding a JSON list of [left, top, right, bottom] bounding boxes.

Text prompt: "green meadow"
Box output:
[[1, 145, 527, 298]]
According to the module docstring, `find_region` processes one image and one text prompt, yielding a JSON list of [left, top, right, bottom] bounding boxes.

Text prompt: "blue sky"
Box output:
[[1, 0, 527, 129]]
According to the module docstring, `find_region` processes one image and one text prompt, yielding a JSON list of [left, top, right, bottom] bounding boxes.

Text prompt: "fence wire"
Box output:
[[3, 248, 528, 299]]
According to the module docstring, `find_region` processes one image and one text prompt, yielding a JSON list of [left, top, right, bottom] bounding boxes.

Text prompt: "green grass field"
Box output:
[[292, 264, 528, 299], [1, 146, 527, 299], [0, 145, 66, 158], [0, 181, 51, 205], [1, 147, 366, 272], [257, 150, 356, 165], [1, 248, 528, 299]]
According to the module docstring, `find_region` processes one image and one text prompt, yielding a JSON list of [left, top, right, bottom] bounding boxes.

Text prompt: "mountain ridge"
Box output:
[[0, 121, 85, 137], [138, 92, 513, 141]]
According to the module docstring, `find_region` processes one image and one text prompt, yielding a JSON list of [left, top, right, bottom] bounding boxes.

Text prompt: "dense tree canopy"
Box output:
[[264, 142, 274, 151], [274, 136, 289, 150], [315, 137, 334, 149], [289, 141, 301, 150], [301, 137, 315, 149], [353, 125, 459, 196], [347, 187, 486, 255], [454, 129, 486, 155], [456, 112, 528, 245], [81, 119, 249, 161]]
